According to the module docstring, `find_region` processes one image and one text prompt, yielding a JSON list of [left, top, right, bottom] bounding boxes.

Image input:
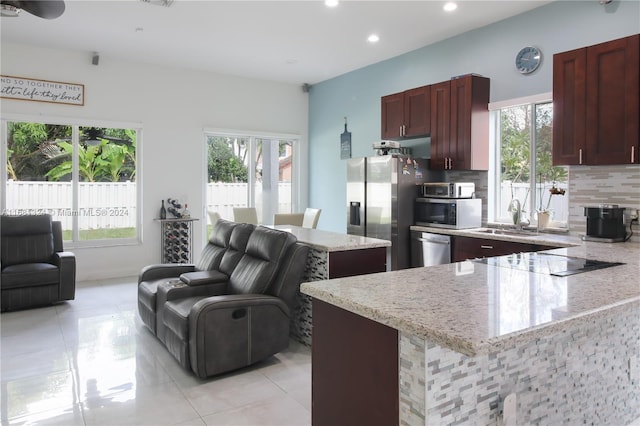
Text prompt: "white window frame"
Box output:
[[202, 128, 301, 228], [1, 113, 143, 248], [488, 92, 561, 226]]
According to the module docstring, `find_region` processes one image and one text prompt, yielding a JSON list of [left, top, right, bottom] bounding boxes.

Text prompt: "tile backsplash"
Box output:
[[445, 165, 640, 242], [569, 165, 640, 242]]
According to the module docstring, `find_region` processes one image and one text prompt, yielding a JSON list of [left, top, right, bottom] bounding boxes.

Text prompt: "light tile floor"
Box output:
[[0, 277, 312, 426]]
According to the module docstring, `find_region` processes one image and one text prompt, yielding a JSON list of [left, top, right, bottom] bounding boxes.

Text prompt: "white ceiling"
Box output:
[[1, 0, 552, 85]]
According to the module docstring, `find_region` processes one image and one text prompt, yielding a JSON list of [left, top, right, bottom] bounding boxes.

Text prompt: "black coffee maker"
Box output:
[[583, 205, 626, 242]]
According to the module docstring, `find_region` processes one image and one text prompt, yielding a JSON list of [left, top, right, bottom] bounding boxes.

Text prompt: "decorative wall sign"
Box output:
[[340, 117, 352, 160], [1, 75, 84, 106]]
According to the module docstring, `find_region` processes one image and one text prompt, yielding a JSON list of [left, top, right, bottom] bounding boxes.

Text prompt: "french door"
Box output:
[[204, 131, 299, 231]]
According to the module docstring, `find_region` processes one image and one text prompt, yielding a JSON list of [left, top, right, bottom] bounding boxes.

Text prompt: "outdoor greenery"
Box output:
[[62, 227, 136, 240], [6, 122, 136, 182], [207, 136, 248, 183], [500, 104, 567, 185]]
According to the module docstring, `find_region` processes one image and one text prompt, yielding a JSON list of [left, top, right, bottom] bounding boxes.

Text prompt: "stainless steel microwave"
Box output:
[[420, 182, 475, 198], [415, 197, 482, 229]]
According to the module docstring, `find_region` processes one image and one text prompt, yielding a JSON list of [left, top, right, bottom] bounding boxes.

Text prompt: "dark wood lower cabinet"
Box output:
[[452, 236, 559, 262], [312, 299, 399, 426], [328, 247, 387, 278]]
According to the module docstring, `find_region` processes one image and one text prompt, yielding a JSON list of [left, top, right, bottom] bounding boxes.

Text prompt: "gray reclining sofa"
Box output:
[[138, 219, 309, 378]]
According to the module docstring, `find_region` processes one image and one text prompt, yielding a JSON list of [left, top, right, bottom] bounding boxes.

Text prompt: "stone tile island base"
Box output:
[[290, 245, 387, 346], [310, 299, 639, 425], [400, 305, 639, 425]]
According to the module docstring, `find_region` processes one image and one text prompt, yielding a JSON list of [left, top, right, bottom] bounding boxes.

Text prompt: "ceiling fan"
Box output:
[[0, 0, 65, 19], [56, 128, 134, 147], [81, 127, 133, 146]]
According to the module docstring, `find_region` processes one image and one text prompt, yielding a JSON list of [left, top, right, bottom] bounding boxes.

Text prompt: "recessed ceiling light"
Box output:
[[443, 2, 458, 12], [325, 0, 339, 7], [368, 34, 380, 43]]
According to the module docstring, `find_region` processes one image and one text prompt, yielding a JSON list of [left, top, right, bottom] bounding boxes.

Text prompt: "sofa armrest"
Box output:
[[52, 251, 76, 301], [138, 264, 196, 283], [190, 294, 289, 318], [157, 279, 228, 303], [180, 270, 229, 286]]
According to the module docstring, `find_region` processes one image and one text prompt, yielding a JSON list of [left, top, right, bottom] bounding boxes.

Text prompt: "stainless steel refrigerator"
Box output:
[[347, 155, 441, 271]]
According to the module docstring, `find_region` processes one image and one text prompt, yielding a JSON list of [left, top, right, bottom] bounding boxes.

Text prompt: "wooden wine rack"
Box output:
[[157, 218, 198, 264]]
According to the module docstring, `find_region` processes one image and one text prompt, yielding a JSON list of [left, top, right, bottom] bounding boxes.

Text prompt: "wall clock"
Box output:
[[515, 46, 542, 74]]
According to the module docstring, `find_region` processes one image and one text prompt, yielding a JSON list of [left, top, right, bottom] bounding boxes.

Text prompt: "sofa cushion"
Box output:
[[228, 227, 296, 295], [1, 263, 59, 288], [218, 223, 255, 275], [1, 215, 55, 267], [195, 219, 236, 271], [163, 296, 205, 340]]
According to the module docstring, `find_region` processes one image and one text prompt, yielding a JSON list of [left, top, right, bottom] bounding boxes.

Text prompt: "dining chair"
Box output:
[[302, 208, 321, 229], [233, 207, 258, 225], [274, 213, 304, 226]]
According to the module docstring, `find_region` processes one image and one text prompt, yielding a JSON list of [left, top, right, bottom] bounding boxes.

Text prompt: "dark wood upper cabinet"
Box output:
[[381, 85, 430, 140], [553, 34, 639, 165], [429, 80, 451, 170], [381, 92, 405, 140], [430, 75, 490, 170]]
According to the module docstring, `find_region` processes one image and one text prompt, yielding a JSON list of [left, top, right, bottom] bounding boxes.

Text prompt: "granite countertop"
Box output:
[[301, 232, 640, 356], [273, 225, 390, 252]]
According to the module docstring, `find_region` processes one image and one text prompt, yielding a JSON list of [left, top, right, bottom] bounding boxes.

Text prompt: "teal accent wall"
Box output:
[[309, 0, 640, 232]]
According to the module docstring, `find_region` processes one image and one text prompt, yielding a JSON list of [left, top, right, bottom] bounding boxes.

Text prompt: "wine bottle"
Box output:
[[160, 200, 167, 219], [182, 203, 191, 219]]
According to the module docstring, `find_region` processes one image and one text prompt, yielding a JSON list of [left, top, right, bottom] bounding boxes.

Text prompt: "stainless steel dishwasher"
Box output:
[[410, 231, 451, 267]]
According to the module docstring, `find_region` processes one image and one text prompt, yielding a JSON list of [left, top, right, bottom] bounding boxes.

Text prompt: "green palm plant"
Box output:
[[45, 140, 109, 182]]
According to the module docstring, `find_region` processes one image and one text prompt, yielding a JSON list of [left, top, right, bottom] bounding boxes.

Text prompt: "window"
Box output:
[[204, 130, 299, 232], [490, 96, 568, 227], [2, 118, 140, 246]]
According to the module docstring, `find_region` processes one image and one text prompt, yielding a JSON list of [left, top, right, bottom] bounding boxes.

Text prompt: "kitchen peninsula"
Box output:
[[301, 235, 640, 425], [274, 225, 391, 345]]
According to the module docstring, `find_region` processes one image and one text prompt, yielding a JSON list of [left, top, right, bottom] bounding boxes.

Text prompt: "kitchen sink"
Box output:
[[473, 228, 538, 237]]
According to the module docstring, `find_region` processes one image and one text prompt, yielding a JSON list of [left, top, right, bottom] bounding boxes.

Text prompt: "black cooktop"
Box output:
[[473, 252, 624, 277]]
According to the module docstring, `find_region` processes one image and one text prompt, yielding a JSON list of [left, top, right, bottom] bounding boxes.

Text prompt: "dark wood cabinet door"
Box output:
[[430, 80, 451, 170], [553, 34, 639, 166], [553, 47, 587, 165], [403, 85, 431, 137], [585, 34, 639, 165], [381, 92, 404, 140], [452, 236, 539, 262], [312, 300, 399, 426], [450, 75, 490, 170]]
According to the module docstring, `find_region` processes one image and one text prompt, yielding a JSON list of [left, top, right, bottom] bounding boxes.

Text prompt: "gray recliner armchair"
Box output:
[[1, 214, 76, 312]]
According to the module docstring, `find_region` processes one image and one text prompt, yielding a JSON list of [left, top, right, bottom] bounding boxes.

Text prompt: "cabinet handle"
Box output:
[[632, 146, 635, 164], [403, 125, 406, 136], [449, 158, 452, 169], [579, 148, 583, 164], [480, 245, 494, 249]]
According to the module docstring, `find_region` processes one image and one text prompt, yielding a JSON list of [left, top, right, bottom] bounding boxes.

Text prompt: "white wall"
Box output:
[[1, 42, 309, 281]]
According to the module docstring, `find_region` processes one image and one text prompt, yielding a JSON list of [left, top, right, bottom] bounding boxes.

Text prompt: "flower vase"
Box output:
[[537, 210, 550, 229]]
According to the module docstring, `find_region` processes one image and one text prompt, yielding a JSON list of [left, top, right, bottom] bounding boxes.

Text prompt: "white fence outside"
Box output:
[[4, 181, 292, 229], [500, 181, 569, 223], [4, 180, 137, 230]]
